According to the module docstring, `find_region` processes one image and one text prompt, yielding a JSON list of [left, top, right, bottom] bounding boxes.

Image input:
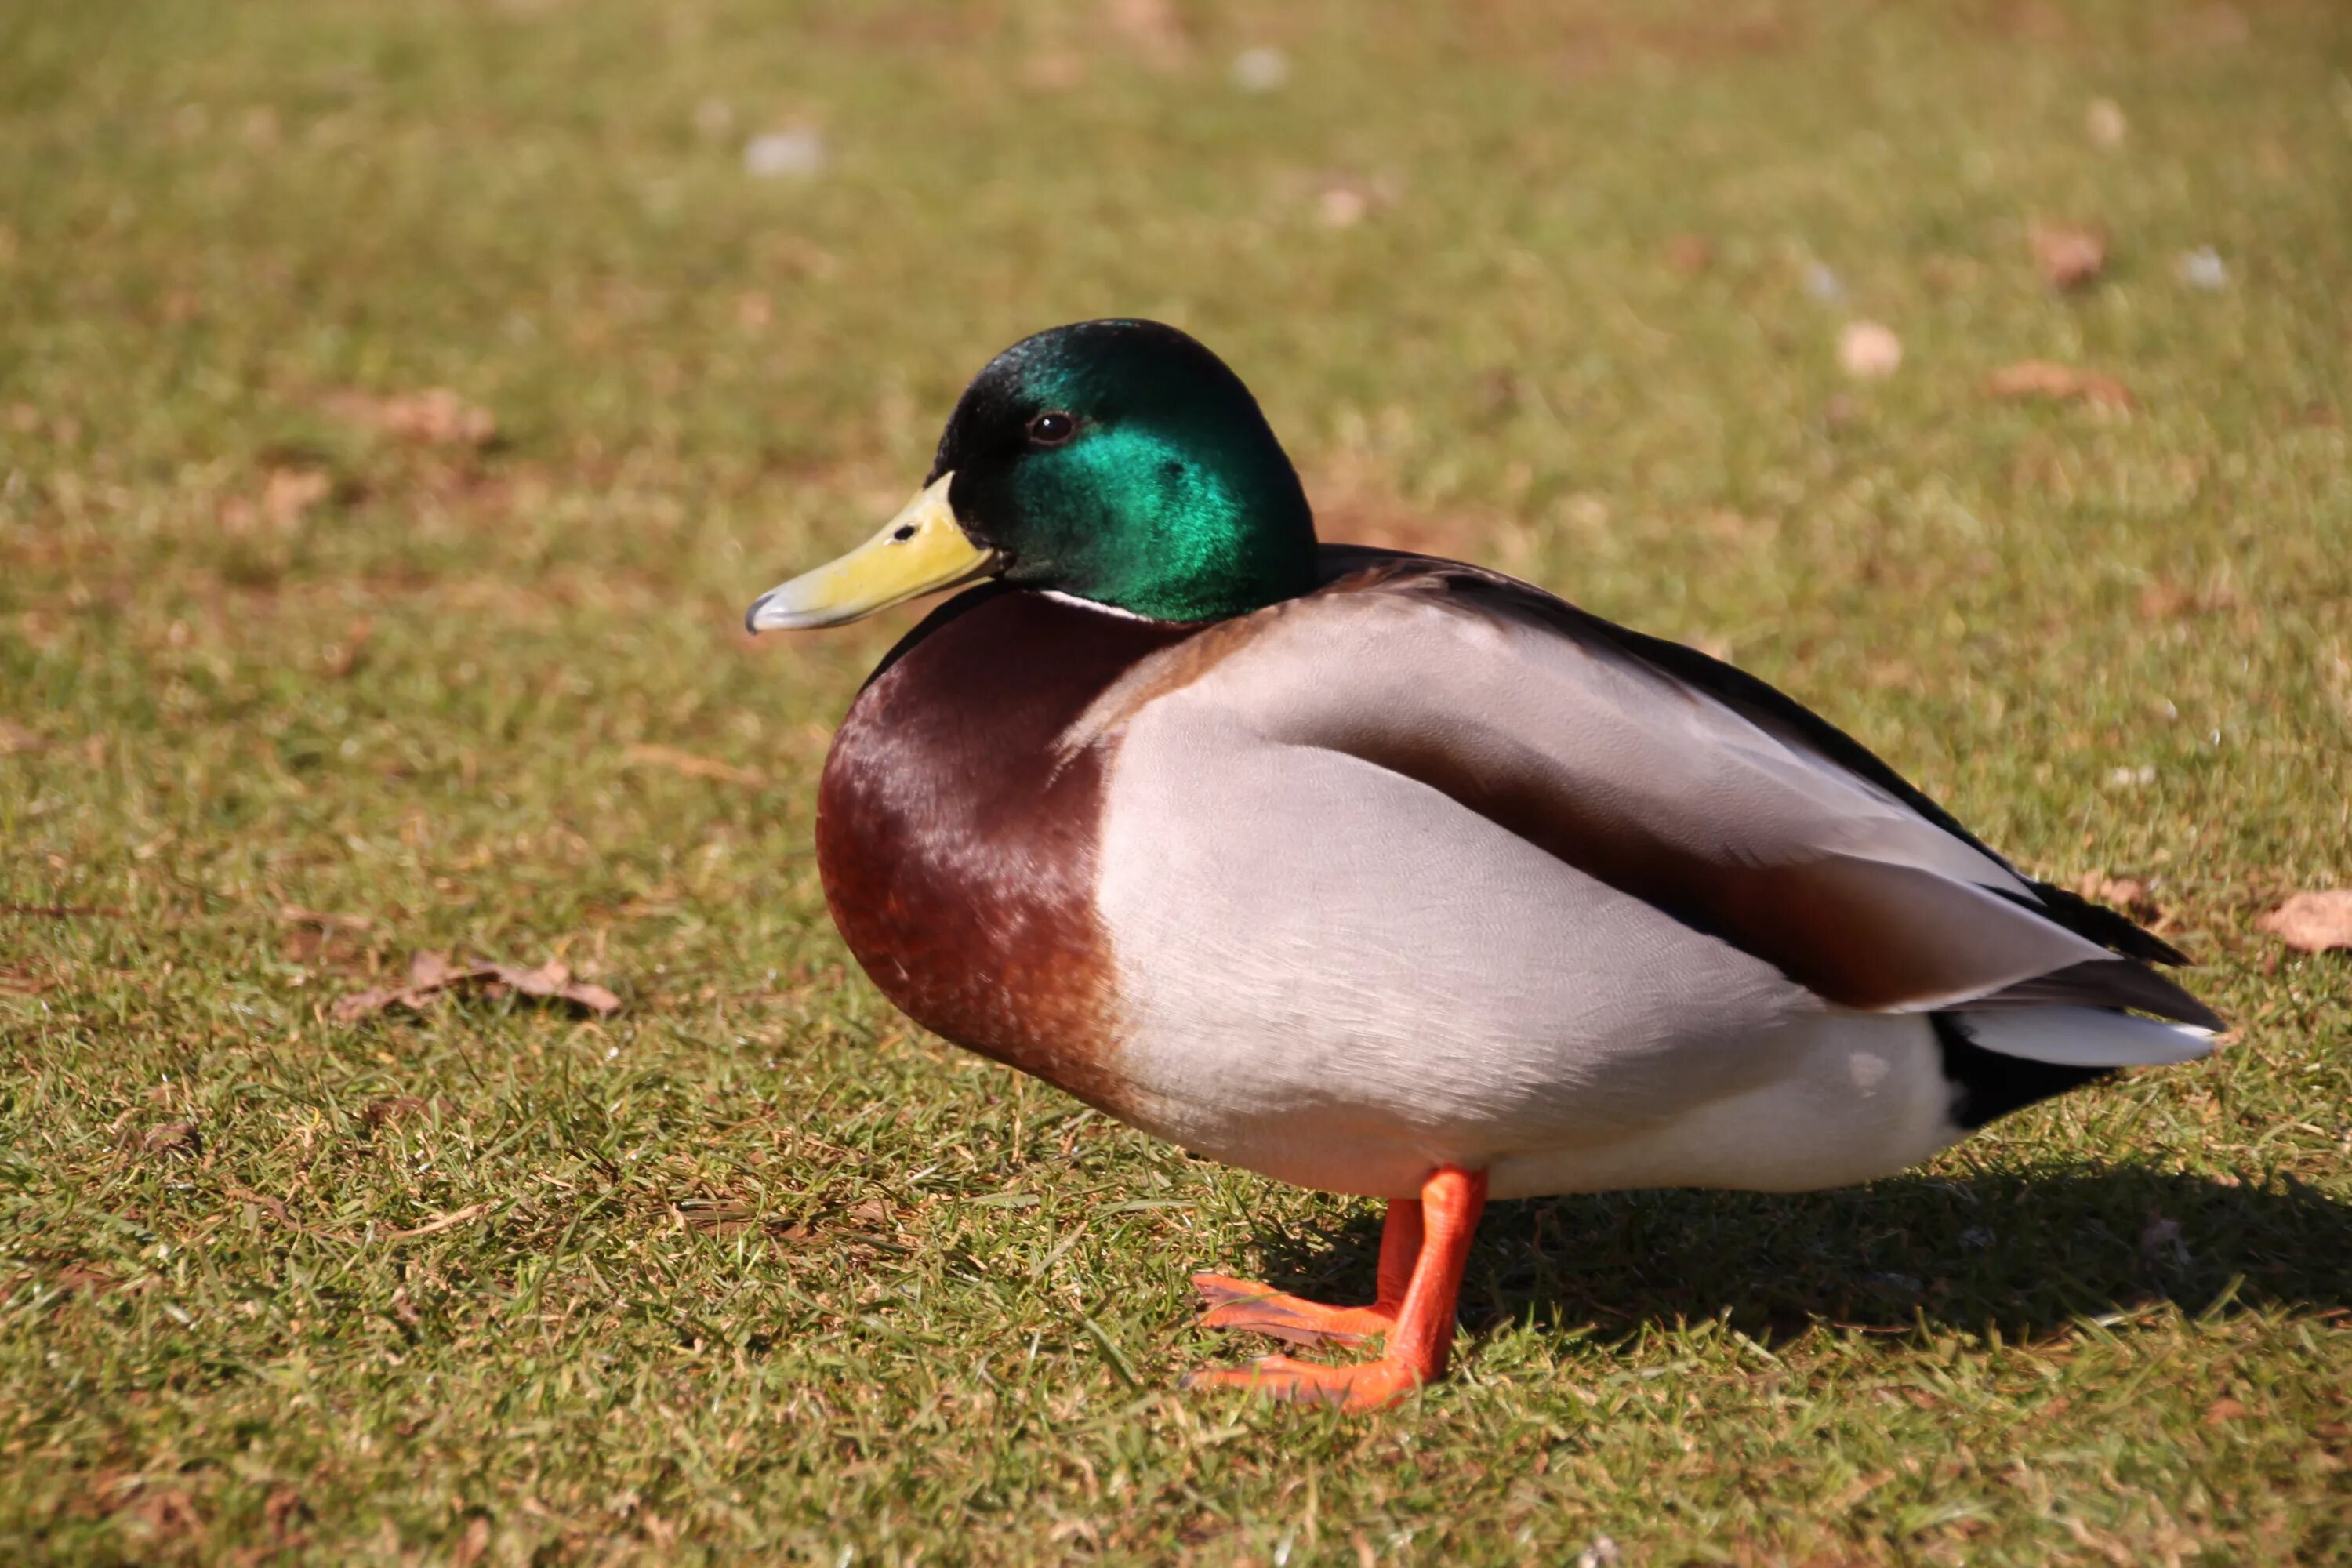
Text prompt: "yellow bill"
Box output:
[[744, 474, 997, 632]]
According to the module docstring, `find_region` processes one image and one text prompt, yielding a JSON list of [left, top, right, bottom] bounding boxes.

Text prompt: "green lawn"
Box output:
[[5, 1, 2351, 1562]]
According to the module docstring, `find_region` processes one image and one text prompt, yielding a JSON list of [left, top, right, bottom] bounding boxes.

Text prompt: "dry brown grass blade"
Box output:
[[622, 743, 766, 786], [383, 1201, 498, 1240], [1986, 359, 2136, 408]]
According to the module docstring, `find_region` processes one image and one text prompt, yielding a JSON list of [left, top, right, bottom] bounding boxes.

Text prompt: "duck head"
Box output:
[[747, 320, 1317, 630]]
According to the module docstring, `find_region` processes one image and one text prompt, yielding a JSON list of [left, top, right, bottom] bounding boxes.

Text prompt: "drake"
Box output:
[[746, 319, 2223, 1412]]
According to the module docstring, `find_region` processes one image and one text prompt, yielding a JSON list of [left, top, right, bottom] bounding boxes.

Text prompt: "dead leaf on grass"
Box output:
[[2030, 222, 2108, 289], [123, 1121, 201, 1160], [2255, 890, 2352, 954], [325, 387, 497, 448], [1837, 321, 1903, 379], [281, 904, 375, 969], [360, 1094, 460, 1128], [1, 719, 46, 755], [333, 949, 622, 1022], [1315, 181, 1385, 230], [452, 1515, 492, 1568], [1664, 233, 1714, 274], [322, 615, 373, 679], [1986, 360, 2135, 408], [262, 1486, 310, 1544], [263, 466, 332, 528], [623, 743, 764, 786], [2074, 873, 2160, 923], [2085, 98, 2129, 147], [1103, 0, 1191, 65], [2136, 576, 2239, 621], [55, 1261, 121, 1294], [126, 1486, 203, 1540]]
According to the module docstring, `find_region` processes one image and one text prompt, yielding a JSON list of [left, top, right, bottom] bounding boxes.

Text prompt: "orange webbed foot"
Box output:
[[1180, 1169, 1488, 1417], [1190, 1273, 1397, 1348], [1181, 1352, 1427, 1414]]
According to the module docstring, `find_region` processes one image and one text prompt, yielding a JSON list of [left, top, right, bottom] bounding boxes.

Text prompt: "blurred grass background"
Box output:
[[4, 1, 2350, 1563]]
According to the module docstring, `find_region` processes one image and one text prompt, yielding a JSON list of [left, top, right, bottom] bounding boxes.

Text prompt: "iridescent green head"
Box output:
[[746, 321, 1318, 633], [932, 320, 1317, 621]]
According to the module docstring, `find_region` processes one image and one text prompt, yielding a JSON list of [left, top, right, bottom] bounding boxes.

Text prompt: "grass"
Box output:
[[5, 0, 2351, 1561]]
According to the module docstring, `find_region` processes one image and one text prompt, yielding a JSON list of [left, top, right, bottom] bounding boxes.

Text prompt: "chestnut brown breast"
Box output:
[[815, 586, 1203, 1115]]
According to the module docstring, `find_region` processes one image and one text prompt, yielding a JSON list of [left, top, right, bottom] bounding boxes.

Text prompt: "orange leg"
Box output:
[[1190, 1197, 1422, 1346], [1184, 1167, 1487, 1413]]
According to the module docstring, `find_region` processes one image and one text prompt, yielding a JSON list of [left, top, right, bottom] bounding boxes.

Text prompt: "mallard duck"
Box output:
[[746, 319, 2223, 1412]]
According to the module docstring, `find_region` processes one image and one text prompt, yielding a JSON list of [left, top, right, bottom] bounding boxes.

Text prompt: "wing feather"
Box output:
[[1177, 550, 2223, 1029]]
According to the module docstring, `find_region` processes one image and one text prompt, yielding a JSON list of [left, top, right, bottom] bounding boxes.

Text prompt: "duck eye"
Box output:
[[1025, 410, 1076, 447]]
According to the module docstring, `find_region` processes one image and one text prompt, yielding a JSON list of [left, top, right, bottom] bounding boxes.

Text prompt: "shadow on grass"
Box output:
[[1240, 1170, 2352, 1343]]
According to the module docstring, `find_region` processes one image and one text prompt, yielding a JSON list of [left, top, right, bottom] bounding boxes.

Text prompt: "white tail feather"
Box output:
[[1959, 1006, 2219, 1069]]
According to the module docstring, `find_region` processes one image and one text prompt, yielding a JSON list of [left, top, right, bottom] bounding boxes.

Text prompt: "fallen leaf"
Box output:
[[126, 1121, 201, 1160], [2085, 98, 2129, 147], [2075, 873, 2159, 923], [127, 1487, 202, 1539], [55, 1261, 119, 1294], [1823, 1468, 1895, 1513], [2256, 890, 2352, 954], [262, 1487, 310, 1544], [263, 466, 332, 528], [485, 958, 622, 1015], [1838, 321, 1903, 379], [2136, 576, 2238, 621], [1664, 234, 1714, 274], [322, 615, 373, 679], [226, 1185, 295, 1225], [846, 1198, 894, 1228], [0, 719, 44, 754], [452, 1517, 492, 1568], [622, 743, 764, 786], [2030, 222, 2107, 289], [325, 388, 497, 448], [334, 949, 621, 1022], [1317, 184, 1371, 229], [1986, 360, 2135, 408], [2204, 1396, 2249, 1425], [1020, 50, 1087, 92], [360, 1094, 459, 1128], [1105, 0, 1191, 64]]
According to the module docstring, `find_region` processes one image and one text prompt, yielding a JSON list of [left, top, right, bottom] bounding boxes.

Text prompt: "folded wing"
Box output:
[[1198, 551, 2219, 1030]]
